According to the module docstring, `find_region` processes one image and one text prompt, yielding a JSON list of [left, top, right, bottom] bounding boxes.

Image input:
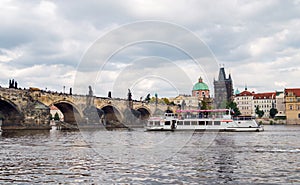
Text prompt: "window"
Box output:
[[214, 121, 221, 125], [298, 114, 300, 119], [177, 121, 183, 125], [184, 121, 190, 125], [290, 105, 293, 110], [191, 121, 197, 125], [207, 121, 213, 125], [165, 121, 171, 125], [199, 121, 205, 125]]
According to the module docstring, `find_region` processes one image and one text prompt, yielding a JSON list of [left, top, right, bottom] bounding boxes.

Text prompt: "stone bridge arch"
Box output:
[[52, 100, 83, 125], [99, 104, 123, 126], [0, 97, 24, 127], [135, 106, 151, 120]]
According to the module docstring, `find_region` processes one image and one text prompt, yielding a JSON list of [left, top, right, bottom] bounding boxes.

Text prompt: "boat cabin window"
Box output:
[[207, 121, 213, 125], [184, 121, 190, 125], [214, 121, 221, 125], [165, 121, 171, 125], [149, 121, 160, 126], [177, 121, 183, 125], [191, 121, 197, 125], [165, 113, 177, 118], [198, 121, 205, 125]]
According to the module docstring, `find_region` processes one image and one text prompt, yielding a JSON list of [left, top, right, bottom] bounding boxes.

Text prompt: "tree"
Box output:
[[201, 101, 208, 110], [49, 114, 53, 120], [255, 106, 264, 118], [149, 97, 156, 103], [54, 112, 60, 121], [226, 101, 241, 117], [269, 108, 278, 118], [162, 98, 170, 105]]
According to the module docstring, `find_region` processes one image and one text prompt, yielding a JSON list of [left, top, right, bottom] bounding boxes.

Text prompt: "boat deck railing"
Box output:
[[233, 116, 255, 121], [172, 114, 232, 120]]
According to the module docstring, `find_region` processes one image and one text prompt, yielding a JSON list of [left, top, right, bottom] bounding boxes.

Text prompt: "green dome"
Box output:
[[234, 88, 240, 95], [193, 82, 209, 91]]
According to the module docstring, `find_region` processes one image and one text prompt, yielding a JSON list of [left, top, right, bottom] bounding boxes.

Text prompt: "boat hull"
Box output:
[[146, 126, 264, 132]]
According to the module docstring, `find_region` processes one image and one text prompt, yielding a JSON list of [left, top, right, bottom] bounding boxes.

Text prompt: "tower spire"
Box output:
[[218, 67, 226, 81]]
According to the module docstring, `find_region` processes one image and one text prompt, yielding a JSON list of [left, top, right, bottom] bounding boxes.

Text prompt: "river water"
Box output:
[[0, 125, 299, 184]]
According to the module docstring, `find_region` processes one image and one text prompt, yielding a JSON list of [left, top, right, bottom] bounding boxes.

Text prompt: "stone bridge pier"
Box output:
[[0, 87, 177, 130]]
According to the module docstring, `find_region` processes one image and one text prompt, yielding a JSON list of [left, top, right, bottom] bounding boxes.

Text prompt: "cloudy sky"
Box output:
[[1, 0, 300, 99]]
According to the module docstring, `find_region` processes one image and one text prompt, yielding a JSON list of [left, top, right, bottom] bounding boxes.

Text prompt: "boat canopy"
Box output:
[[176, 109, 229, 113]]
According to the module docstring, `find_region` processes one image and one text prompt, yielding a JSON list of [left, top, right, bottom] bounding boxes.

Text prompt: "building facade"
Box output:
[[275, 91, 286, 118], [171, 95, 200, 110], [214, 67, 233, 108], [253, 92, 276, 118], [234, 88, 254, 116], [285, 88, 300, 124]]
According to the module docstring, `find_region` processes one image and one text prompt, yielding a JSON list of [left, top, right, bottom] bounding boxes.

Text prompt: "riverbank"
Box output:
[[256, 118, 288, 125]]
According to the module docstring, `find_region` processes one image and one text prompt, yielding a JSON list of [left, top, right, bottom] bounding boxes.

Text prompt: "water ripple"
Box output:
[[0, 125, 299, 184]]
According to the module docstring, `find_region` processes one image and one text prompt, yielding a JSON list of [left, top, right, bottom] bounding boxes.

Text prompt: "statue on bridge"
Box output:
[[127, 89, 133, 109], [9, 79, 18, 89], [88, 86, 93, 96], [144, 94, 151, 103], [127, 89, 132, 101], [86, 86, 94, 106]]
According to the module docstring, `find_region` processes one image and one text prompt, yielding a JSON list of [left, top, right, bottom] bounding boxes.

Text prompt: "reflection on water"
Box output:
[[0, 125, 299, 184]]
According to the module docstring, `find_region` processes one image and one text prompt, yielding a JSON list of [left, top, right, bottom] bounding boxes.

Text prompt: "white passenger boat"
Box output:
[[146, 109, 264, 132]]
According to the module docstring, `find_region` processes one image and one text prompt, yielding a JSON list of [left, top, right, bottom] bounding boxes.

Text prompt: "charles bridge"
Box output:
[[0, 84, 176, 130]]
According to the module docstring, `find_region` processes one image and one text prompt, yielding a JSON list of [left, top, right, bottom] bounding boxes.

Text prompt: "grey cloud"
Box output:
[[1, 0, 300, 96]]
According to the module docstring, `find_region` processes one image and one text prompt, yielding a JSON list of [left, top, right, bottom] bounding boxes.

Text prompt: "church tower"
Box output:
[[213, 67, 233, 108]]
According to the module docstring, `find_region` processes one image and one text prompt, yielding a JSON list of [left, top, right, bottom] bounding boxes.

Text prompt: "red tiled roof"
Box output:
[[285, 88, 300, 97], [253, 92, 276, 99], [236, 90, 253, 96]]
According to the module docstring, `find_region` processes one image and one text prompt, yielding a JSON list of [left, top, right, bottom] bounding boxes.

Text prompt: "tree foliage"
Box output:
[[201, 101, 208, 110], [255, 106, 264, 118], [226, 101, 241, 116], [269, 108, 278, 118], [162, 98, 170, 105], [149, 97, 172, 105], [54, 112, 60, 121]]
